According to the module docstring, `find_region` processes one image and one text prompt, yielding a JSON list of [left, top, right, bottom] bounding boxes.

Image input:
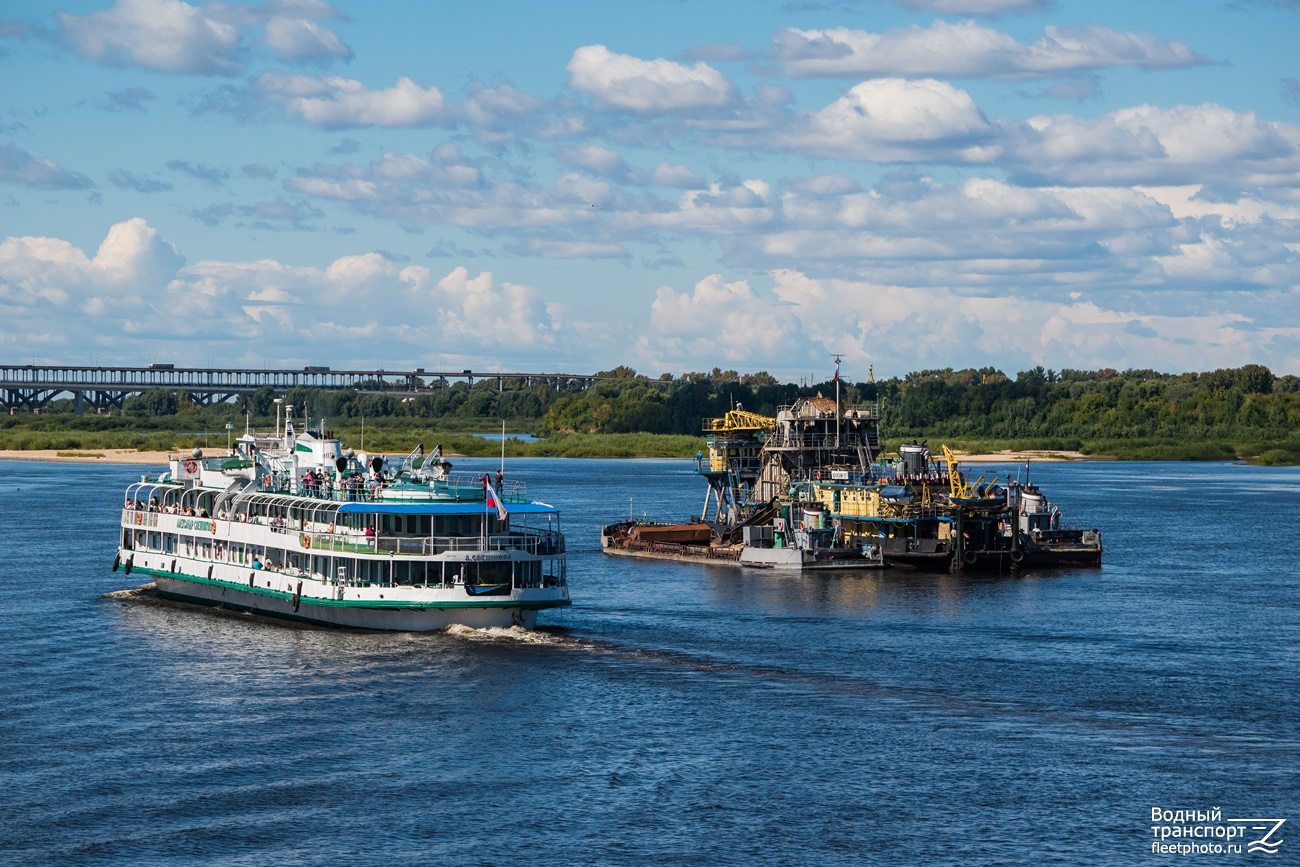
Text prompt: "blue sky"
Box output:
[[2, 0, 1299, 380]]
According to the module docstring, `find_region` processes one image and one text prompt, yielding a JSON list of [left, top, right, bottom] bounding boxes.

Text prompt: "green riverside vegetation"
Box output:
[[3, 364, 1297, 464]]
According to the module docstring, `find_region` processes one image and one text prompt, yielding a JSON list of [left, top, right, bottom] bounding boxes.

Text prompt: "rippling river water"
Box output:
[[0, 458, 1296, 864]]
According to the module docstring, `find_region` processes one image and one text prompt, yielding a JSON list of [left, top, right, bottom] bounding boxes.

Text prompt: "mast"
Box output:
[[831, 353, 844, 448]]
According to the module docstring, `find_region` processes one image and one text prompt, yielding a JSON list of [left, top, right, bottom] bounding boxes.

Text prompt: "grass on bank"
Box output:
[[843, 435, 1300, 465], [327, 429, 705, 459]]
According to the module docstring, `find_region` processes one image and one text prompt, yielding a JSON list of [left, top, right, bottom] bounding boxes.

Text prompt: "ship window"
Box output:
[[419, 516, 431, 535], [410, 562, 426, 585]]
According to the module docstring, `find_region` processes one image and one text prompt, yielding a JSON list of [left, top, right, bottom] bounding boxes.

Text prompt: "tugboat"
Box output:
[[816, 444, 1102, 572], [113, 408, 569, 629]]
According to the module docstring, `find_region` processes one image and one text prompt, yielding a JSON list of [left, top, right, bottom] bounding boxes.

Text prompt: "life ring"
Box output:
[[962, 549, 977, 565], [112, 553, 121, 572], [184, 460, 198, 474], [263, 474, 271, 487], [134, 513, 142, 525], [814, 470, 821, 481], [300, 534, 311, 549], [1010, 549, 1024, 564], [327, 522, 334, 534]]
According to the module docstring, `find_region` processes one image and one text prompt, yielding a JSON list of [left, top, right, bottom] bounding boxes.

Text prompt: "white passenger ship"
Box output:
[[114, 414, 569, 630]]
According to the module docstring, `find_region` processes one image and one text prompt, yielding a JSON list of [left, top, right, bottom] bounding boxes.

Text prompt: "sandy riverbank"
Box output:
[[0, 449, 175, 465], [0, 448, 474, 465], [953, 449, 1111, 463]]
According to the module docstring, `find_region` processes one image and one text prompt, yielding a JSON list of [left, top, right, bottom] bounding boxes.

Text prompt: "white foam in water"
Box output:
[[444, 623, 572, 646], [99, 582, 157, 600]]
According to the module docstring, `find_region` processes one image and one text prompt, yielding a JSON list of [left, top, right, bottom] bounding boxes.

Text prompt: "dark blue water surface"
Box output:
[[0, 458, 1296, 865]]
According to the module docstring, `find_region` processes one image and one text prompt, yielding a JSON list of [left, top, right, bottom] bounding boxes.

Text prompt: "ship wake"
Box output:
[[443, 623, 579, 647]]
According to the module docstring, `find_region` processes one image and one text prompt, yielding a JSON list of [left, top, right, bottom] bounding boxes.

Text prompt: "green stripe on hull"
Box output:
[[153, 587, 352, 629], [131, 565, 571, 611]]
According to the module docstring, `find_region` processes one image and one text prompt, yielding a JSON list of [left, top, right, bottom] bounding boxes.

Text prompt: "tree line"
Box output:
[[12, 363, 1299, 461]]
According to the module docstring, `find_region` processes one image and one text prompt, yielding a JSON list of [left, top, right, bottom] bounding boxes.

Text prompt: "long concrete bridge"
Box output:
[[1, 364, 606, 413]]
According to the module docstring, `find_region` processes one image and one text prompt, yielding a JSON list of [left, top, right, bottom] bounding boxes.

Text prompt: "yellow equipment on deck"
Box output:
[[942, 445, 972, 499], [702, 410, 775, 433]]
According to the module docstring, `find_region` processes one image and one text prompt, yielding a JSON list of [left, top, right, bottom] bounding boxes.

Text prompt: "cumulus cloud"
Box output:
[[0, 219, 183, 321], [59, 0, 242, 75], [766, 268, 1300, 378], [773, 79, 997, 162], [255, 72, 451, 128], [638, 274, 805, 367], [644, 180, 776, 232], [0, 219, 580, 362], [1011, 103, 1300, 186], [773, 22, 1207, 80], [58, 0, 353, 73], [419, 266, 559, 348], [0, 142, 94, 190], [567, 44, 736, 113]]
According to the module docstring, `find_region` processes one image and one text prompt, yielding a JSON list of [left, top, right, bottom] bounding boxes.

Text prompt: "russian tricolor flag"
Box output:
[[484, 477, 509, 521]]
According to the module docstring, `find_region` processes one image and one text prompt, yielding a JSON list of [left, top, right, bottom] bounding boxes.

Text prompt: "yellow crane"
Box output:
[[941, 445, 973, 499], [702, 409, 775, 433]]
